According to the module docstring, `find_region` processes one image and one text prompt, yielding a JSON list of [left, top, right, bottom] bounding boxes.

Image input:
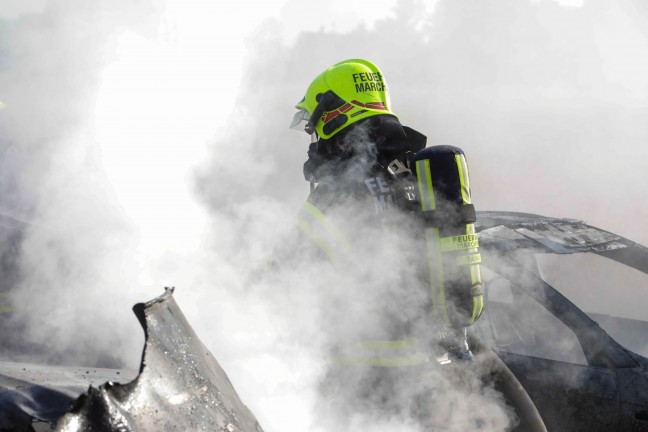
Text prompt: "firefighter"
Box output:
[[290, 59, 484, 426]]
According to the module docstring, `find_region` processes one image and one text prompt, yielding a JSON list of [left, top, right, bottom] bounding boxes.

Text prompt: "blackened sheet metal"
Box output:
[[0, 362, 136, 430], [54, 288, 264, 432], [476, 211, 639, 255]]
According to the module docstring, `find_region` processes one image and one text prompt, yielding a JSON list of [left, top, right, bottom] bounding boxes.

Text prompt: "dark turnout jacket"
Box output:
[[303, 115, 426, 215]]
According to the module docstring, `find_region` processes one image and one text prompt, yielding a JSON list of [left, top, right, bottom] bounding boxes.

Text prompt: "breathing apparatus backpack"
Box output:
[[405, 145, 484, 329]]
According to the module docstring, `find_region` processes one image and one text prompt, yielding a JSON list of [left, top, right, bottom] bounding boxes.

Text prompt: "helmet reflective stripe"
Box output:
[[294, 59, 396, 139], [297, 202, 352, 263], [334, 339, 431, 367]]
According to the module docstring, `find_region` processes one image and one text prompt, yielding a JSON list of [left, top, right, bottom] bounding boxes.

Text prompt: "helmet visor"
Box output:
[[289, 109, 311, 133]]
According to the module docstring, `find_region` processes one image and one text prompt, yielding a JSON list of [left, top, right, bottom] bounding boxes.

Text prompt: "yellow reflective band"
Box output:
[[352, 339, 416, 350], [435, 228, 450, 324], [439, 234, 479, 252], [472, 293, 484, 323], [425, 228, 450, 324], [466, 225, 483, 324], [471, 277, 484, 323], [0, 293, 13, 314], [297, 202, 352, 263], [301, 202, 352, 250], [336, 338, 430, 367], [424, 228, 439, 311], [455, 154, 472, 204], [296, 218, 341, 262], [334, 355, 430, 367], [416, 159, 435, 212], [470, 262, 482, 285], [467, 224, 479, 253], [456, 253, 482, 266]]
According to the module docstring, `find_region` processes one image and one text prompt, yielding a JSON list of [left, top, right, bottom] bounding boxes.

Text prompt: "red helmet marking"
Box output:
[[322, 103, 355, 124], [365, 102, 386, 110], [322, 111, 340, 124], [351, 100, 386, 111]]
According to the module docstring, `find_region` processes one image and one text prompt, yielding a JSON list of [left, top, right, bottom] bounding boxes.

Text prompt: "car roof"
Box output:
[[475, 211, 648, 275]]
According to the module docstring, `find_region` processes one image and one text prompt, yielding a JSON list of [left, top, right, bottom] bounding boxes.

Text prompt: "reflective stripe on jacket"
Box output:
[[296, 200, 432, 367], [334, 338, 432, 367], [296, 201, 352, 263]]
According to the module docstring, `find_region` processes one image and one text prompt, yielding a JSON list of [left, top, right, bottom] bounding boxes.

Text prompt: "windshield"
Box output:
[[534, 252, 648, 358], [474, 263, 588, 365]]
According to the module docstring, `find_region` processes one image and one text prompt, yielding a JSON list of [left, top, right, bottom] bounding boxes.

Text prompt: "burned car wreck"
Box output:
[[473, 211, 648, 432], [1, 211, 647, 431]]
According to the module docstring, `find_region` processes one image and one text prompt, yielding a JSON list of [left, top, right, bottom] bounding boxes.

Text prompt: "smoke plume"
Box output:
[[1, 0, 647, 431]]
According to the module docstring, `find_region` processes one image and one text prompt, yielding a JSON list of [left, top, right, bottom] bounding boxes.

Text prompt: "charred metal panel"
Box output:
[[476, 211, 637, 255], [1, 289, 264, 431], [54, 288, 263, 431], [0, 364, 132, 430]]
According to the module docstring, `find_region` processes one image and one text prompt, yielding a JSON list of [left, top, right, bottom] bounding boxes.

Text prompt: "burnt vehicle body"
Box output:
[[1, 211, 647, 431], [472, 211, 648, 432]]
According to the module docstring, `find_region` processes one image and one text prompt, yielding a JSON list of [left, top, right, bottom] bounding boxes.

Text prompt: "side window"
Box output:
[[477, 267, 587, 365], [536, 252, 648, 358]]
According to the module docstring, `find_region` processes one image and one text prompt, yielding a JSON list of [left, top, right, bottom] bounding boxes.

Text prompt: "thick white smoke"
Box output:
[[0, 0, 168, 368], [195, 3, 648, 427], [1, 0, 647, 431]]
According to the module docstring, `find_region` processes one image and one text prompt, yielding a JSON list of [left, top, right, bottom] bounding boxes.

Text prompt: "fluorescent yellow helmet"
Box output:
[[290, 59, 396, 139]]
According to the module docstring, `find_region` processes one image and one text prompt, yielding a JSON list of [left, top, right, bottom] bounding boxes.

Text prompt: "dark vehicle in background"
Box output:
[[473, 211, 648, 432]]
